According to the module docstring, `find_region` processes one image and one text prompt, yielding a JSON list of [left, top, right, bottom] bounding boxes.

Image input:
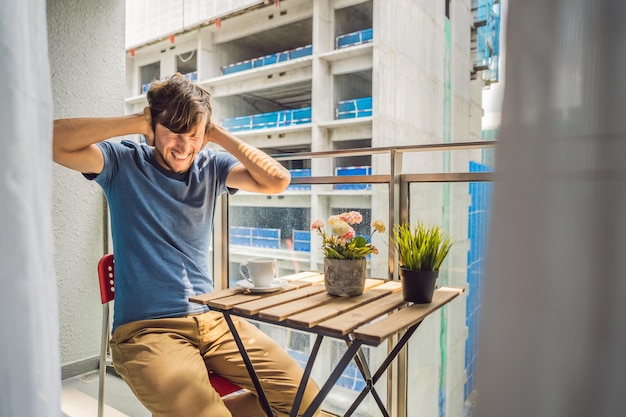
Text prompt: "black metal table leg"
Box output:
[[289, 334, 324, 417], [350, 336, 372, 382], [221, 308, 424, 417], [370, 386, 391, 417], [371, 322, 420, 383], [344, 387, 370, 417], [223, 313, 275, 417], [302, 341, 364, 417], [343, 322, 423, 417]]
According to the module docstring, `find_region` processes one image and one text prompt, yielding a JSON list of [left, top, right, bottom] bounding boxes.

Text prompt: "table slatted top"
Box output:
[[189, 271, 463, 346], [352, 287, 464, 344]]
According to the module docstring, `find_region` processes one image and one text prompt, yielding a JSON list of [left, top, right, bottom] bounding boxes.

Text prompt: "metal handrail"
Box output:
[[216, 140, 496, 284], [271, 140, 497, 161]]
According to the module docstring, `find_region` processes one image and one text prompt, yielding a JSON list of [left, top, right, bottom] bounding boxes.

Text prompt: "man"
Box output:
[[53, 73, 320, 417]]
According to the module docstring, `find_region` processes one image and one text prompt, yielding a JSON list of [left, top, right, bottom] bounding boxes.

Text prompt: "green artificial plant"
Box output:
[[391, 221, 454, 271]]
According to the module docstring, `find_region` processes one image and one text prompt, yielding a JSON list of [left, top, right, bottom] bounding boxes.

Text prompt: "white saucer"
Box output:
[[236, 279, 288, 293]]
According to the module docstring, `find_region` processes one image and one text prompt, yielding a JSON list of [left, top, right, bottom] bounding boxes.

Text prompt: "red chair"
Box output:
[[96, 254, 242, 417]]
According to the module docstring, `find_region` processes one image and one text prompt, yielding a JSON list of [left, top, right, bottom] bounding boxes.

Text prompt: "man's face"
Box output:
[[153, 115, 208, 173]]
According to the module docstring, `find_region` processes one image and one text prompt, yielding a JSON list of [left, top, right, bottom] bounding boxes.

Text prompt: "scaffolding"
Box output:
[[471, 0, 501, 85]]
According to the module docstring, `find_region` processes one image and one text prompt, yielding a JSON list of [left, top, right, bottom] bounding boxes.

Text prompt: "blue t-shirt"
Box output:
[[88, 140, 239, 331]]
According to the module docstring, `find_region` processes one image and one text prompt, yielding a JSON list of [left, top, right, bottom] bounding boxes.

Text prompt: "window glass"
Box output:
[[228, 178, 390, 415]]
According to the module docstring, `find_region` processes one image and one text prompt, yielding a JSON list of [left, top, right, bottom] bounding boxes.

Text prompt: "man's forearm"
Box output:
[[53, 113, 151, 173], [208, 124, 291, 193], [53, 114, 150, 154]]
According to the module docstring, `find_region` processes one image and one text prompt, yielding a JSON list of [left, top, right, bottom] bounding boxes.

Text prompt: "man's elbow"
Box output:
[[51, 140, 67, 165], [270, 170, 291, 194], [52, 121, 70, 162]]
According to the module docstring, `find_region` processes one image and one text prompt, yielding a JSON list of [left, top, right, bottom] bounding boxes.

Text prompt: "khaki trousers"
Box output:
[[110, 311, 320, 417]]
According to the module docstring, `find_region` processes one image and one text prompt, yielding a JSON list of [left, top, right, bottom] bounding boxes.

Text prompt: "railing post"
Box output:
[[389, 148, 402, 281], [213, 194, 230, 290], [388, 148, 408, 417]]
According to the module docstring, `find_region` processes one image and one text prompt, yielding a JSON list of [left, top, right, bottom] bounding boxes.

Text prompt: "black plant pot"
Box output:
[[399, 268, 439, 303]]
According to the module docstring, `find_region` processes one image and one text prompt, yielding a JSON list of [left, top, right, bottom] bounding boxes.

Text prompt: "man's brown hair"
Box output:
[[147, 73, 212, 134]]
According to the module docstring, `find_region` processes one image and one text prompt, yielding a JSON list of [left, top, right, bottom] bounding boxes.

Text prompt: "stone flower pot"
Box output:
[[324, 258, 366, 296]]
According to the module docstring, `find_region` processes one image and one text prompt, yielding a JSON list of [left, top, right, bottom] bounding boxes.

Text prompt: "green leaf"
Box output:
[[390, 221, 454, 271], [352, 235, 367, 248]]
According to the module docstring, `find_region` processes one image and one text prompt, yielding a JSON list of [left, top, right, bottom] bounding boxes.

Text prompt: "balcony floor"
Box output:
[[61, 370, 338, 417], [62, 370, 150, 417]]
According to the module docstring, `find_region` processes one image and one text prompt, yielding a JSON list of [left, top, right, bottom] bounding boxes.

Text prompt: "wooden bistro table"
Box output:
[[190, 271, 463, 417]]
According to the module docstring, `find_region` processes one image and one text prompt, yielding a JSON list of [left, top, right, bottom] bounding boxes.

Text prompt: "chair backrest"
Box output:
[[95, 253, 242, 397], [97, 253, 115, 304]]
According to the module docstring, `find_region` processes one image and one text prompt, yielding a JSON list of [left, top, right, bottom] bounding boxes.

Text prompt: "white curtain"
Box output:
[[0, 1, 61, 416], [477, 1, 626, 416]]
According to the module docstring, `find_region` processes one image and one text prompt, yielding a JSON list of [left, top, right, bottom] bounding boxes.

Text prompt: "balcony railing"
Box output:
[[221, 44, 313, 75], [336, 28, 373, 49], [213, 141, 496, 417], [218, 27, 373, 76], [221, 107, 312, 132], [220, 96, 373, 133]]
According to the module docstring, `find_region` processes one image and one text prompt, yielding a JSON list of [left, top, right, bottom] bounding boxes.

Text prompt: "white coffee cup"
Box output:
[[239, 257, 277, 288]]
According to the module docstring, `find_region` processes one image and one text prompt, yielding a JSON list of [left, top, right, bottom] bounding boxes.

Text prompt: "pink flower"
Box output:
[[311, 220, 325, 230], [348, 211, 363, 224], [311, 210, 386, 260], [341, 227, 356, 240], [339, 211, 363, 225], [339, 212, 351, 223]]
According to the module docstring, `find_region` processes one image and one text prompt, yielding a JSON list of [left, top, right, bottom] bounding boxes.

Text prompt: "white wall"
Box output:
[[48, 0, 126, 369]]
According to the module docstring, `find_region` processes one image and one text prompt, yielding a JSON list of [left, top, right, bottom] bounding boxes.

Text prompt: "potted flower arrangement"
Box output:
[[391, 221, 454, 303], [311, 211, 386, 296]]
